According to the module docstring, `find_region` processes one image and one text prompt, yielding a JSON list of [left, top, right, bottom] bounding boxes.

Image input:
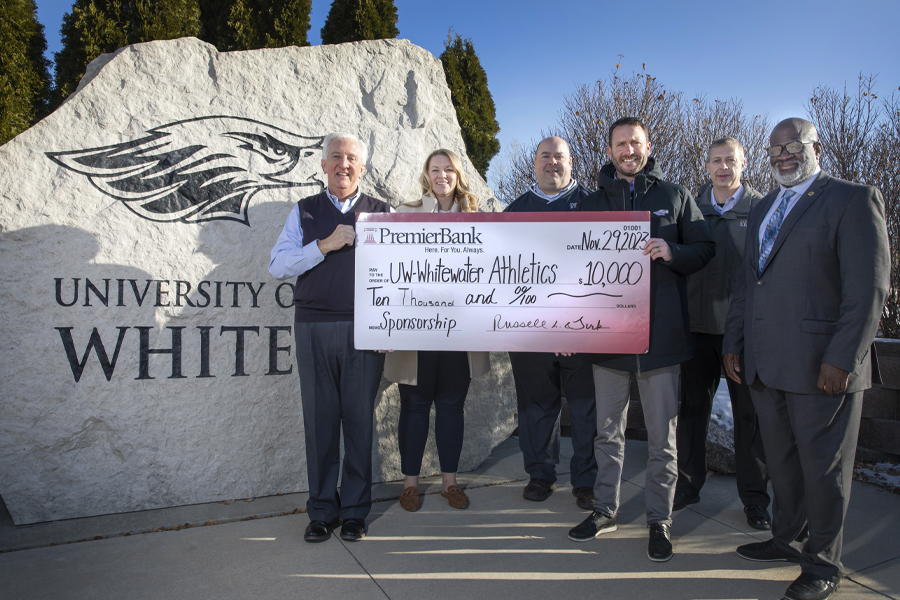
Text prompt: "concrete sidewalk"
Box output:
[[1, 438, 898, 600]]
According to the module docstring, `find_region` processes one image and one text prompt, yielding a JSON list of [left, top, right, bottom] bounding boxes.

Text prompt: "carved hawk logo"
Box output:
[[46, 116, 325, 225]]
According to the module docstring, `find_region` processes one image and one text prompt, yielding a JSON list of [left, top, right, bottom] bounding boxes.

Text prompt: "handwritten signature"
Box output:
[[492, 314, 604, 332]]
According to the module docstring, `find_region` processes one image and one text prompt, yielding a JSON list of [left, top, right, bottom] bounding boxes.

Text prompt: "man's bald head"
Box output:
[[536, 136, 570, 157], [534, 136, 573, 195], [770, 118, 819, 145]]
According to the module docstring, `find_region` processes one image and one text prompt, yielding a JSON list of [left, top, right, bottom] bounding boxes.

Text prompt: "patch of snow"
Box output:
[[854, 462, 900, 494], [708, 378, 734, 432]]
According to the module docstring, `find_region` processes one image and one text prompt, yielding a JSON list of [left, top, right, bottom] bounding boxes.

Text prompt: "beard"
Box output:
[[612, 153, 649, 177], [769, 150, 817, 187]]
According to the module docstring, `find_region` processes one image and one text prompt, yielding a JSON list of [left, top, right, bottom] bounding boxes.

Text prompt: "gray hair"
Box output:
[[322, 132, 368, 165]]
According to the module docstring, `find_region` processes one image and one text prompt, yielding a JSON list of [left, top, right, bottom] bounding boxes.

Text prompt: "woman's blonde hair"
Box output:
[[412, 149, 479, 212]]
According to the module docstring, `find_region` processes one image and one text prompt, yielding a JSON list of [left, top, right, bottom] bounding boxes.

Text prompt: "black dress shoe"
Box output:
[[523, 478, 555, 501], [736, 539, 800, 562], [304, 519, 339, 543], [572, 486, 595, 510], [783, 573, 840, 600], [672, 491, 699, 511], [339, 518, 367, 541], [744, 504, 772, 530]]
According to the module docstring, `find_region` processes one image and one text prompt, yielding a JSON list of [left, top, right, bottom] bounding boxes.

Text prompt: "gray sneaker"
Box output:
[[568, 510, 617, 541]]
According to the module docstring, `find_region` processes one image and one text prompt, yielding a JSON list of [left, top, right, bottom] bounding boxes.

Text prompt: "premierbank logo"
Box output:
[[366, 226, 484, 245]]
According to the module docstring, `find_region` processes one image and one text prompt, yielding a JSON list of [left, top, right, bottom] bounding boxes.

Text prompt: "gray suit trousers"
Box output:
[[592, 364, 679, 525], [750, 382, 863, 581], [295, 321, 385, 522]]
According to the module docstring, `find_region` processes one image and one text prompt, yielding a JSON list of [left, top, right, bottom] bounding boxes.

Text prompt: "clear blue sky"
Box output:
[[35, 0, 900, 184]]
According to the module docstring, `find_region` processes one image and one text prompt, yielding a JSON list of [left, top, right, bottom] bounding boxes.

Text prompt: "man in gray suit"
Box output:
[[723, 118, 890, 600]]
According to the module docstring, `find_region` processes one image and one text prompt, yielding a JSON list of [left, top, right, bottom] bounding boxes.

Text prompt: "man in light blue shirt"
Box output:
[[675, 138, 770, 532], [269, 132, 390, 544]]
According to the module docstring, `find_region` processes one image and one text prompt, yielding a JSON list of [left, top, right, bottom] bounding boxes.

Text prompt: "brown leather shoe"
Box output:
[[399, 486, 420, 512], [441, 485, 470, 509]]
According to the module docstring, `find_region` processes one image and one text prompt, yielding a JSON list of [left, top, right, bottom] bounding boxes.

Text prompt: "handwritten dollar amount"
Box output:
[[579, 261, 643, 287]]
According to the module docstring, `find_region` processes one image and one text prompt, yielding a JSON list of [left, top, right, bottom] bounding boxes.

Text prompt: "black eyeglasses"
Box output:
[[766, 141, 815, 157]]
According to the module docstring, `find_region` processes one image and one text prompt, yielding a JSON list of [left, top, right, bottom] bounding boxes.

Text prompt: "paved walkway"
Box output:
[[1, 438, 898, 600]]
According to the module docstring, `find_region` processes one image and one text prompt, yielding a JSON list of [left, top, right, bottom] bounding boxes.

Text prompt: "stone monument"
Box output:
[[0, 37, 515, 525]]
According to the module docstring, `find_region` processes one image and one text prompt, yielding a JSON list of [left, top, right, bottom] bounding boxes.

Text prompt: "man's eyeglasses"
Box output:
[[766, 141, 815, 157]]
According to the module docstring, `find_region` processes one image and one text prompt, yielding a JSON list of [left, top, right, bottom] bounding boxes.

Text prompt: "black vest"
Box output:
[[293, 191, 390, 322]]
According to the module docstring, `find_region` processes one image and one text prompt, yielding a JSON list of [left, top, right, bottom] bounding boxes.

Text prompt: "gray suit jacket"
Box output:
[[723, 172, 890, 394]]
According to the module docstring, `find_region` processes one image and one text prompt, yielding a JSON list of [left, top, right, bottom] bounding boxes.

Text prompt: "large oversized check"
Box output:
[[354, 212, 650, 353]]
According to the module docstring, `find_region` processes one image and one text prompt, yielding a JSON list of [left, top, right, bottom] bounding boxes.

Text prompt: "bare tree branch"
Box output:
[[496, 64, 773, 201]]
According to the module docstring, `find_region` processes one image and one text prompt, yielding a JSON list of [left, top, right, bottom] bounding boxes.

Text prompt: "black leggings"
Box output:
[[398, 351, 471, 475]]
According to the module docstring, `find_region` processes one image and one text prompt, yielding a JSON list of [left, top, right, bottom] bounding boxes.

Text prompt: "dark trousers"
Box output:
[[295, 321, 385, 522], [676, 333, 769, 507], [750, 382, 863, 581], [509, 352, 597, 487], [398, 351, 471, 476]]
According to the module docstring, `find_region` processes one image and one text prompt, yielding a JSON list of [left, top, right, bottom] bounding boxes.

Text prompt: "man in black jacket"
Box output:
[[504, 136, 598, 510], [567, 118, 714, 563], [674, 138, 771, 532]]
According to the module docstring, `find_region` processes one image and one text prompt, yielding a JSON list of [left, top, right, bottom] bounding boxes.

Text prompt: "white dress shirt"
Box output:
[[757, 170, 821, 247]]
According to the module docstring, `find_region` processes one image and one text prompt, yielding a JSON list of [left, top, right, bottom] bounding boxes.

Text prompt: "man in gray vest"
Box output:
[[269, 132, 390, 544], [674, 137, 771, 531]]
